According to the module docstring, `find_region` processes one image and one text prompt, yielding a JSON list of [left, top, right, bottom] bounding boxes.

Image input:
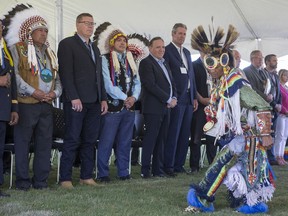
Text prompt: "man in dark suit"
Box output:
[[139, 37, 177, 178], [163, 23, 198, 175], [0, 19, 18, 197], [58, 13, 108, 189], [190, 52, 217, 173], [243, 50, 269, 101]]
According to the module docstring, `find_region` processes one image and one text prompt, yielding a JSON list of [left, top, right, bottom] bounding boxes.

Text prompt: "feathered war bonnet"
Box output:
[[2, 4, 58, 75], [191, 24, 239, 75], [127, 33, 149, 67], [93, 22, 141, 78], [0, 19, 13, 68]]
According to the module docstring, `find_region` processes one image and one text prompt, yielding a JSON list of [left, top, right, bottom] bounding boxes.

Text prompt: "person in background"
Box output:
[[232, 50, 241, 68], [163, 23, 198, 176], [58, 13, 108, 189], [186, 25, 274, 214], [273, 69, 288, 165], [4, 5, 62, 190], [263, 54, 282, 164], [93, 22, 141, 182], [243, 50, 270, 101], [139, 37, 177, 178], [0, 19, 18, 197], [190, 51, 217, 173]]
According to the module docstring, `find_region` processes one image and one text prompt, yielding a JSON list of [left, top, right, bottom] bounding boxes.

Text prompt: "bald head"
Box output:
[[233, 50, 241, 68]]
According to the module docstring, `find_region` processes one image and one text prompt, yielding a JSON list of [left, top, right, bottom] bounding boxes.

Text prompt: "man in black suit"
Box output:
[[163, 23, 198, 175], [58, 13, 108, 189], [139, 37, 177, 178], [0, 19, 18, 197], [190, 52, 217, 173]]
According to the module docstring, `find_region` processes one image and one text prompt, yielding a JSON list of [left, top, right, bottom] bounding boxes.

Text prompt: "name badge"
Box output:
[[180, 67, 187, 74]]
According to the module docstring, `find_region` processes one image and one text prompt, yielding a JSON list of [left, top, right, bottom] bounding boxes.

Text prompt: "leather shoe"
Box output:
[[187, 168, 199, 175], [141, 173, 151, 179], [80, 178, 102, 186], [164, 171, 177, 177], [0, 190, 10, 198], [60, 181, 74, 189], [119, 175, 131, 180], [97, 176, 110, 183]]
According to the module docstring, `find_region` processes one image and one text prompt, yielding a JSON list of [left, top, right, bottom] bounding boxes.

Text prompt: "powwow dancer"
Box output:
[[185, 24, 275, 214]]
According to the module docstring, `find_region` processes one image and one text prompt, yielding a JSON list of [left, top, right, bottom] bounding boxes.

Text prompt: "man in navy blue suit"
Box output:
[[163, 23, 198, 175], [139, 37, 177, 178]]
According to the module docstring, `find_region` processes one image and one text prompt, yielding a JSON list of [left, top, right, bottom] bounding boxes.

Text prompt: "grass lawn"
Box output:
[[0, 157, 287, 216]]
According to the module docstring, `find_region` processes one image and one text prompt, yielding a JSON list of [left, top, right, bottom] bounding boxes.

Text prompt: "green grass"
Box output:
[[0, 159, 287, 216]]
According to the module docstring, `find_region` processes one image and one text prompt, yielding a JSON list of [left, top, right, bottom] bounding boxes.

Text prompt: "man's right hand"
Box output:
[[167, 98, 177, 108], [0, 74, 11, 88], [71, 99, 83, 112], [32, 89, 46, 101]]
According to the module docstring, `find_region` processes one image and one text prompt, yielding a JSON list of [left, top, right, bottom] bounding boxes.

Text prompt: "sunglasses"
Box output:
[[204, 53, 229, 70]]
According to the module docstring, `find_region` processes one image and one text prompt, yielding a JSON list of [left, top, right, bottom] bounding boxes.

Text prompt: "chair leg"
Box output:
[[200, 145, 207, 168], [129, 148, 132, 175], [138, 147, 142, 165], [9, 153, 14, 189], [57, 151, 61, 184], [51, 149, 56, 166], [95, 149, 98, 179]]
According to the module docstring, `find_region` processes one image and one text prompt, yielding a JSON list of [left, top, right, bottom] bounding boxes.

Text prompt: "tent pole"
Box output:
[[55, 0, 63, 108]]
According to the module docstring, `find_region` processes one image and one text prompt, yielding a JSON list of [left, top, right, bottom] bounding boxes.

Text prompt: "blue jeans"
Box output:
[[97, 109, 135, 177]]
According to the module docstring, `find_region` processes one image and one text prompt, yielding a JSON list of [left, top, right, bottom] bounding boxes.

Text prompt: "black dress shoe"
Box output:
[[187, 168, 199, 175], [152, 174, 166, 178], [174, 167, 188, 174], [97, 176, 111, 183], [141, 173, 151, 179], [0, 190, 10, 198], [16, 186, 30, 191], [119, 175, 131, 181], [33, 185, 48, 190], [164, 171, 177, 177]]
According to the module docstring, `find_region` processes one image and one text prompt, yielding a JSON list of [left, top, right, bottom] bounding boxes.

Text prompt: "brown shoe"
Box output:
[[60, 181, 74, 189], [80, 178, 102, 186]]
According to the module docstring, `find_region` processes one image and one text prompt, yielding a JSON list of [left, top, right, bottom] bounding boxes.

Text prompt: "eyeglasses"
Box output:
[[78, 21, 96, 27], [204, 53, 229, 70]]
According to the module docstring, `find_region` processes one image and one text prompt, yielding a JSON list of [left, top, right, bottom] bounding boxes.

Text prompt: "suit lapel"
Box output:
[[149, 55, 170, 84], [74, 34, 96, 64], [169, 43, 182, 62]]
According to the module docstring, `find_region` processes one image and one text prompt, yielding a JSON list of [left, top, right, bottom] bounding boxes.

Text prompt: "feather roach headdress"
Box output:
[[191, 24, 239, 57], [2, 4, 58, 74], [191, 24, 239, 73]]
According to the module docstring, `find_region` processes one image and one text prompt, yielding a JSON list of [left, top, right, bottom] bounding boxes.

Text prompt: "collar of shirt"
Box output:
[[150, 53, 165, 64], [77, 33, 91, 45], [171, 41, 182, 54], [34, 44, 47, 55]]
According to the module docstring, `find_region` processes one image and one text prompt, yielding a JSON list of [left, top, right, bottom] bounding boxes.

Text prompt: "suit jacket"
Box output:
[[58, 34, 107, 103], [266, 70, 282, 110], [243, 64, 267, 100], [163, 43, 196, 104], [139, 54, 177, 115], [190, 57, 208, 143], [0, 49, 18, 121]]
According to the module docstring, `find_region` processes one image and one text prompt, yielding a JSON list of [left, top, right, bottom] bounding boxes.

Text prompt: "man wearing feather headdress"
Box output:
[[93, 22, 148, 181], [185, 24, 275, 214], [3, 4, 62, 190]]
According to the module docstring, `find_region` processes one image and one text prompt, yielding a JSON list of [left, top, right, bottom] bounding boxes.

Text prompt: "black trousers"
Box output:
[[14, 103, 53, 188]]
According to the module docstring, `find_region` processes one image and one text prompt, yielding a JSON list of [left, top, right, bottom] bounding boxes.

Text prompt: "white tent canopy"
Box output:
[[1, 0, 288, 61]]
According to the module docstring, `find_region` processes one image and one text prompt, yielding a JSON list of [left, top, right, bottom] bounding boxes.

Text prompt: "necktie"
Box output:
[[180, 48, 190, 89]]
